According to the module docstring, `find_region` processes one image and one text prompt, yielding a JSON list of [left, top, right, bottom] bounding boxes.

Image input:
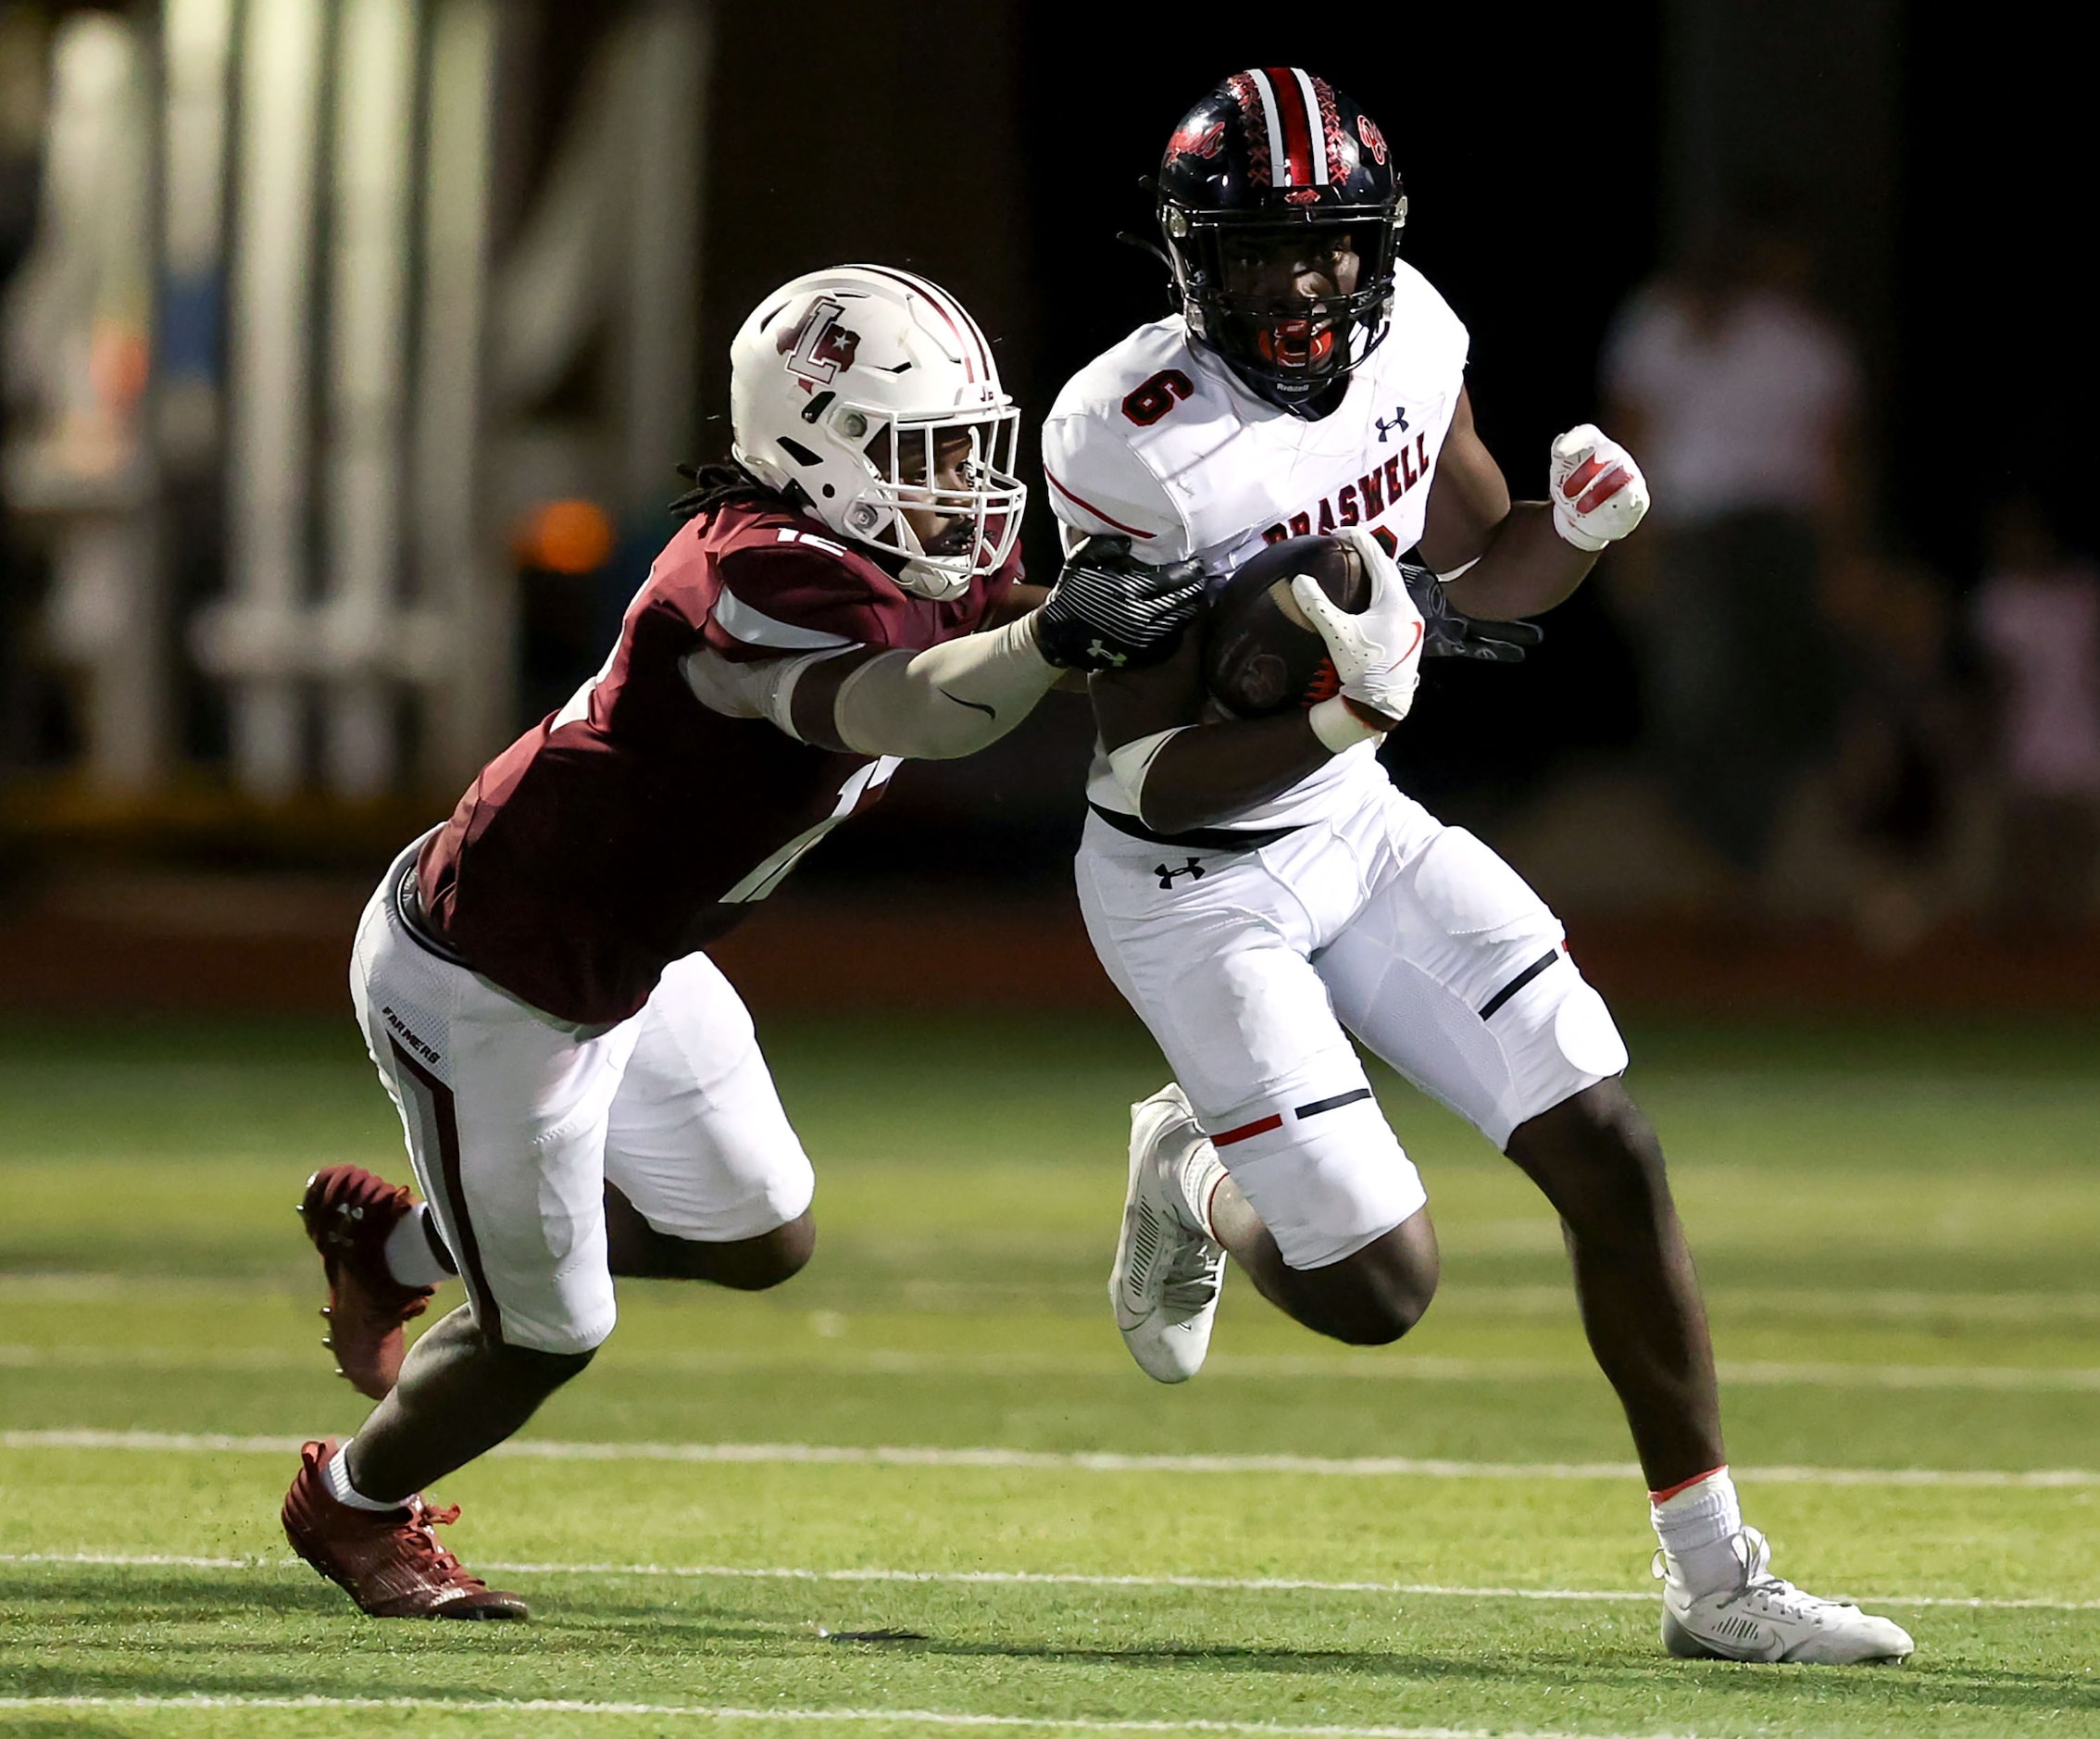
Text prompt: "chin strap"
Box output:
[[895, 557, 972, 603]]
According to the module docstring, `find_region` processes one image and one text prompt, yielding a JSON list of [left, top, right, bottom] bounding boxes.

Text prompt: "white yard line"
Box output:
[[0, 1698, 1692, 1738], [5, 1427, 2095, 1489], [4, 1550, 2094, 1613], [7, 1342, 2100, 1392], [6, 1270, 2100, 1323]]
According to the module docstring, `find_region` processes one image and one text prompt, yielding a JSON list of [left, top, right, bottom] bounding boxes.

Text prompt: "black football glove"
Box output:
[[1400, 559, 1544, 663], [1037, 536, 1206, 672]]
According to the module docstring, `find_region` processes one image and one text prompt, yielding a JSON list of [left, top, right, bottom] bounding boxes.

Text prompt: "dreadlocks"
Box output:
[[668, 460, 780, 525]]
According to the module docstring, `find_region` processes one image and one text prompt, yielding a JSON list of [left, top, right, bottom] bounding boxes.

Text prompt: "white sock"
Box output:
[[382, 1205, 453, 1289], [1650, 1467, 1744, 1598], [324, 1441, 406, 1513], [1169, 1135, 1228, 1244]]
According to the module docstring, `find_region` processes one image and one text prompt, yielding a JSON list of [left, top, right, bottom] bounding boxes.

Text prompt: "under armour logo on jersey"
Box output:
[[1155, 857, 1206, 889], [1376, 407, 1409, 443]]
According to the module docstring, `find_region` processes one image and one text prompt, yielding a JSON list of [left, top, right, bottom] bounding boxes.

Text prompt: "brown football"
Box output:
[[1201, 533, 1370, 719]]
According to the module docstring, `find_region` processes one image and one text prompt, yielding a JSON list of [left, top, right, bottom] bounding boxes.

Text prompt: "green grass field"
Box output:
[[2, 1008, 2097, 1737]]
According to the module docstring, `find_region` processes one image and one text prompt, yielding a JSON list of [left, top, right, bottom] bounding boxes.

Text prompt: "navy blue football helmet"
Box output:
[[1154, 69, 1406, 413]]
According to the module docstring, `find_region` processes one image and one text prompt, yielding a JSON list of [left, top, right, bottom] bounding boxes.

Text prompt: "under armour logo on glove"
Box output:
[[1037, 537, 1206, 672], [1156, 857, 1206, 888]]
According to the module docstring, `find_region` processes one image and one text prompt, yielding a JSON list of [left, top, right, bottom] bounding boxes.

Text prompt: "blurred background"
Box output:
[[0, 0, 2094, 1020]]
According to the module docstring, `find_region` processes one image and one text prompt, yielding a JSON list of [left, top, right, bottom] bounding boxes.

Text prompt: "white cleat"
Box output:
[[1656, 1526, 1915, 1665], [1108, 1083, 1228, 1384]]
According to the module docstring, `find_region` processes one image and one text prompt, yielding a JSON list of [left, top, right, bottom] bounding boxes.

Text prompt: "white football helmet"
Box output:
[[730, 265, 1025, 601]]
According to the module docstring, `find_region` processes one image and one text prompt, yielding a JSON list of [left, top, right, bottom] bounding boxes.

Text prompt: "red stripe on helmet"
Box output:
[[852, 261, 981, 384], [1262, 65, 1317, 186]]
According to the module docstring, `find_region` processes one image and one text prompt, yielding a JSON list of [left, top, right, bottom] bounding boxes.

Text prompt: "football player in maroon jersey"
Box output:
[[281, 265, 1201, 1620]]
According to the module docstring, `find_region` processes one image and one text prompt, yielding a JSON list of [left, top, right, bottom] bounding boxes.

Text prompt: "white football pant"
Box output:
[[348, 841, 816, 1354], [1076, 785, 1629, 1270]]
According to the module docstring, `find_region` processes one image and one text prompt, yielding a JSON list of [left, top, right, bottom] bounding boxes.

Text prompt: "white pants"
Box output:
[[1076, 785, 1628, 1270], [349, 845, 816, 1354]]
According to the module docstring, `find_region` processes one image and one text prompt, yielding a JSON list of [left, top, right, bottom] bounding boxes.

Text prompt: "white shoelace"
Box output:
[[1657, 1529, 1856, 1623], [1156, 1234, 1225, 1314]]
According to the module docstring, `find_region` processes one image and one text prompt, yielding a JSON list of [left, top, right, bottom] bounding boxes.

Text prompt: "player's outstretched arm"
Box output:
[[685, 545, 1203, 761], [792, 544, 1203, 757], [790, 623, 1061, 757], [1418, 391, 1649, 622], [682, 626, 1058, 761]]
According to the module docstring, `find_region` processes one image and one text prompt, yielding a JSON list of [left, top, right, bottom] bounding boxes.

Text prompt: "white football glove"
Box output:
[[1289, 525, 1426, 726], [1549, 424, 1650, 552]]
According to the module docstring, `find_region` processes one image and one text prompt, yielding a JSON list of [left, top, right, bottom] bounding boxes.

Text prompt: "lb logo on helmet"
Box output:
[[731, 265, 1026, 597], [1356, 112, 1388, 167], [777, 296, 860, 387]]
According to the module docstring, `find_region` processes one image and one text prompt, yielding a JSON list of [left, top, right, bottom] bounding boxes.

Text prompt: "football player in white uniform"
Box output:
[[1044, 68, 1911, 1667]]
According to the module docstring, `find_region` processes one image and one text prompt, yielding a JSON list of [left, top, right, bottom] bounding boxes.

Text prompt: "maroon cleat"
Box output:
[[299, 1163, 436, 1399], [281, 1438, 530, 1620]]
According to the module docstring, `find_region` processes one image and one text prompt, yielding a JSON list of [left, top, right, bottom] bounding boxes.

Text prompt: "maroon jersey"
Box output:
[[417, 497, 1020, 1024]]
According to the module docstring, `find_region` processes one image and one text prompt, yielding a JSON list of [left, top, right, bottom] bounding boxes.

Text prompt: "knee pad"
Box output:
[[1206, 1074, 1428, 1271], [1551, 981, 1631, 1082]]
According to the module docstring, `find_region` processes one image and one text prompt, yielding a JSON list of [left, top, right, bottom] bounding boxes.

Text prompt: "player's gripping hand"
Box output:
[[1289, 525, 1427, 724], [1549, 424, 1650, 552], [1037, 536, 1206, 672], [1401, 558, 1545, 663]]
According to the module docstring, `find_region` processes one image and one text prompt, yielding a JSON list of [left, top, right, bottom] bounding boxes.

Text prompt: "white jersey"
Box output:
[[1041, 260, 1470, 831]]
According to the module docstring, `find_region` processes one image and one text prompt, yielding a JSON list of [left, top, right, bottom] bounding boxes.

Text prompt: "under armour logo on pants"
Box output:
[[1155, 857, 1206, 889]]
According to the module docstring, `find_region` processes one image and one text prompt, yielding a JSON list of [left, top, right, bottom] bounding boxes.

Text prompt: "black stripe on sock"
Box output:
[[1480, 947, 1561, 1021], [1294, 1086, 1374, 1120]]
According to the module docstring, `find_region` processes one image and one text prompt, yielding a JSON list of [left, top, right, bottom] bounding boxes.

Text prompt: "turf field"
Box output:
[[2, 1007, 2097, 1737]]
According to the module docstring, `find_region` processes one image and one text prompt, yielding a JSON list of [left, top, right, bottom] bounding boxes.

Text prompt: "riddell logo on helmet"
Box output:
[[778, 297, 860, 387], [1168, 119, 1226, 161]]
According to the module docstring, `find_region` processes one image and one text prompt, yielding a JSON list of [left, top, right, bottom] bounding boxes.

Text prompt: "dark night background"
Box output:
[[8, 1, 2088, 896], [669, 2, 2095, 885]]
